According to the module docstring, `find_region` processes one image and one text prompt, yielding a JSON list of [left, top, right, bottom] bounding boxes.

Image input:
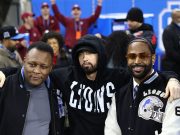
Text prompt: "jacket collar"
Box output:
[[144, 71, 158, 84], [132, 70, 158, 86]]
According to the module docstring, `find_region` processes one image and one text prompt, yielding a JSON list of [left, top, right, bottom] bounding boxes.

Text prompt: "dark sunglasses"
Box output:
[[126, 53, 151, 60]]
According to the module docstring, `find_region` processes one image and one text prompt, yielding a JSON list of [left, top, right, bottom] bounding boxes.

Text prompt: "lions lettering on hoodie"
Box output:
[[69, 81, 115, 113], [51, 35, 129, 135]]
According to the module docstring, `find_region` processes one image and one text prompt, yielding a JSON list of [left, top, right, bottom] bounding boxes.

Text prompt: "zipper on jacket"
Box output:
[[50, 89, 58, 135], [22, 91, 31, 134]]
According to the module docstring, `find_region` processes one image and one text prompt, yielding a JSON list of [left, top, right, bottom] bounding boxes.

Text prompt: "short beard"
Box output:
[[81, 63, 97, 75], [129, 62, 152, 80]]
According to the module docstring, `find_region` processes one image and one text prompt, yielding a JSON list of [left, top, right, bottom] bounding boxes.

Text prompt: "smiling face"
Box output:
[[24, 48, 52, 86], [71, 8, 81, 20], [47, 38, 60, 56], [126, 41, 155, 82]]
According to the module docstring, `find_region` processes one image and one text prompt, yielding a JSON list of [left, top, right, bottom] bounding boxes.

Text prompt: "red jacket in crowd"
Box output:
[[18, 25, 41, 59], [19, 25, 41, 43], [35, 15, 60, 36], [52, 4, 102, 49]]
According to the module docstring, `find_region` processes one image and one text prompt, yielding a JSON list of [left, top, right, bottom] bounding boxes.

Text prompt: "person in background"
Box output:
[[19, 12, 41, 43], [105, 31, 130, 69], [0, 41, 64, 135], [0, 26, 24, 68], [105, 37, 180, 135], [50, 0, 102, 52], [35, 2, 60, 36], [162, 9, 180, 76], [126, 7, 157, 51], [41, 31, 71, 68], [18, 12, 41, 60]]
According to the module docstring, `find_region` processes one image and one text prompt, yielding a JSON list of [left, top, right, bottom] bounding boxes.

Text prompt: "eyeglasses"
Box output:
[[126, 53, 151, 60]]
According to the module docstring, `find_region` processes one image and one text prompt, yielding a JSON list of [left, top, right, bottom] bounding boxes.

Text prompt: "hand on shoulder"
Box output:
[[0, 71, 6, 88]]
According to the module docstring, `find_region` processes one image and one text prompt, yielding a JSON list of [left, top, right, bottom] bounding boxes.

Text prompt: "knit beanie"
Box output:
[[126, 7, 144, 23]]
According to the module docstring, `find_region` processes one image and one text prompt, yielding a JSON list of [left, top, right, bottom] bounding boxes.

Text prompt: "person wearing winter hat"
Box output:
[[126, 7, 144, 29], [126, 7, 157, 50]]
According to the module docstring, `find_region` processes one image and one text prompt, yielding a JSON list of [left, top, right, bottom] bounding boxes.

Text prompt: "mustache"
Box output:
[[130, 64, 145, 68], [82, 62, 91, 65]]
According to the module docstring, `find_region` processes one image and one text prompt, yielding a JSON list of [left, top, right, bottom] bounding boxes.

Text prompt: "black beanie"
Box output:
[[126, 7, 144, 23]]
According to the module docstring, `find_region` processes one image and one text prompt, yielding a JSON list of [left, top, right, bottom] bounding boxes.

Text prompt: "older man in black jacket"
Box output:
[[162, 9, 180, 76], [0, 41, 64, 135]]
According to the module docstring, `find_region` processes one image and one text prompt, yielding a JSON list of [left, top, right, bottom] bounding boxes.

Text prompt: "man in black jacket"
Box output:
[[50, 35, 130, 135], [105, 37, 180, 135], [126, 7, 157, 51], [0, 41, 64, 135], [162, 9, 180, 76]]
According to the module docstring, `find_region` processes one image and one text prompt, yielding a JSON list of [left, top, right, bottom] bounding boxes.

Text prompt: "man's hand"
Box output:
[[50, 0, 56, 5], [164, 78, 180, 102], [0, 71, 6, 88], [97, 0, 103, 6]]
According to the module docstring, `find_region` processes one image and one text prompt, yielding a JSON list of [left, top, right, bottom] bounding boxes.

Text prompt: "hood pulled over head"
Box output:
[[72, 34, 107, 71]]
